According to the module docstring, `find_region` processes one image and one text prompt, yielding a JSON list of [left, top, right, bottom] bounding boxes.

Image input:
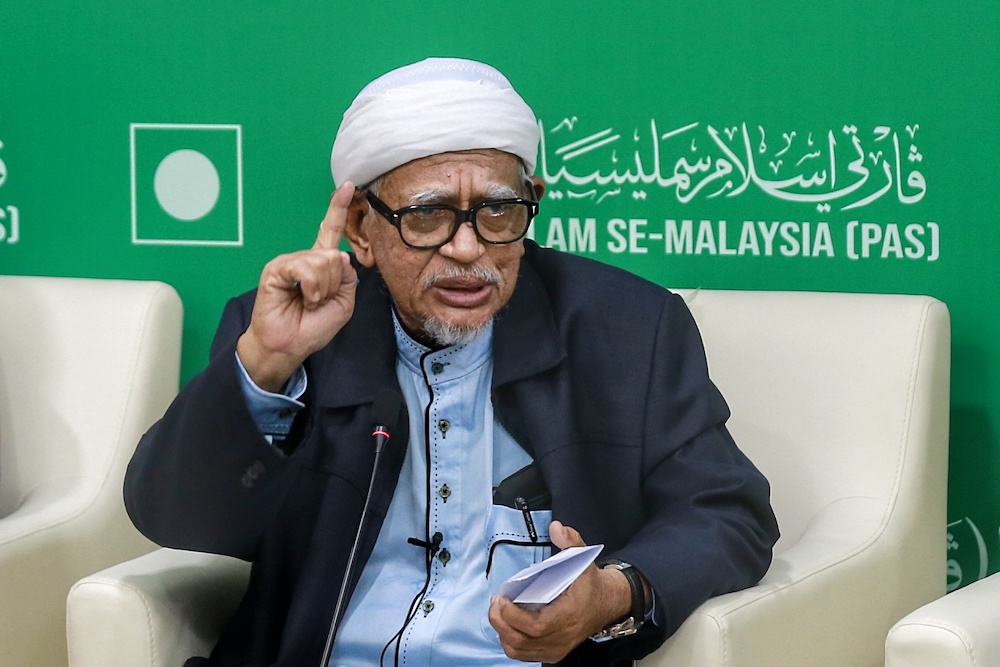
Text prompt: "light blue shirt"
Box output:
[[235, 359, 306, 443], [236, 316, 551, 666]]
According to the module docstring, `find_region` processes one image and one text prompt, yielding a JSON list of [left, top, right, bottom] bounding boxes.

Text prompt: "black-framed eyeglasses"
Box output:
[[362, 190, 539, 250]]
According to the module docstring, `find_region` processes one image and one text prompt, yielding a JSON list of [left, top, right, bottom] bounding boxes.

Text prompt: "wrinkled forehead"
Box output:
[[377, 149, 528, 201]]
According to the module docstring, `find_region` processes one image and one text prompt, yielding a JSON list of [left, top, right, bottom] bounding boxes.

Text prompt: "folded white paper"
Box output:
[[500, 544, 604, 611]]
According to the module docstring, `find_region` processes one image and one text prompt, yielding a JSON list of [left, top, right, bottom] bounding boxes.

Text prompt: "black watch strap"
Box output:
[[589, 558, 646, 642]]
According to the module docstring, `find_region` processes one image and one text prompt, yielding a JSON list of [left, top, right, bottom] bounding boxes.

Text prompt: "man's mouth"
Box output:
[[431, 277, 493, 307]]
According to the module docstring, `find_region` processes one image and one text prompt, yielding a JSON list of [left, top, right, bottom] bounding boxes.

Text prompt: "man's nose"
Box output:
[[439, 221, 484, 263]]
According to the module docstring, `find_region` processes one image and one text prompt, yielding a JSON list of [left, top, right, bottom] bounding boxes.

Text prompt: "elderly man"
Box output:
[[125, 58, 778, 667]]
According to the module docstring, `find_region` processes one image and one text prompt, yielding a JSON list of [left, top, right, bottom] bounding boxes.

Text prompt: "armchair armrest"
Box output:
[[67, 548, 250, 667], [640, 496, 941, 667], [885, 571, 1000, 666]]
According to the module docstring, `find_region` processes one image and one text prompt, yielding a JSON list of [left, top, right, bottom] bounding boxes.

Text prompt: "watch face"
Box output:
[[599, 558, 629, 569]]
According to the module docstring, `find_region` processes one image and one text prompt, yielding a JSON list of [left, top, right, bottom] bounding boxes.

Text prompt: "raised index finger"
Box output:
[[313, 181, 356, 250]]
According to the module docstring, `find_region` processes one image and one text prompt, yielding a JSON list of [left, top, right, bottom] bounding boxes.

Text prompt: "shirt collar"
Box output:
[[391, 308, 494, 380]]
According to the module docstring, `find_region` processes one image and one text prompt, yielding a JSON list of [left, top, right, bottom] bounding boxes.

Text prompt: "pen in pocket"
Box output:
[[514, 496, 538, 543]]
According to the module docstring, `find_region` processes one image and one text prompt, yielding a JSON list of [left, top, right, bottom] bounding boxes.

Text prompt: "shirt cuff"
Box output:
[[647, 588, 661, 625], [234, 352, 306, 442]]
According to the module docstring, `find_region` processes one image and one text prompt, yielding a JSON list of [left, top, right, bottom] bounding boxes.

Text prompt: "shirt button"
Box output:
[[438, 484, 452, 501], [421, 599, 435, 613], [430, 361, 445, 374], [438, 549, 451, 565], [438, 419, 451, 436]]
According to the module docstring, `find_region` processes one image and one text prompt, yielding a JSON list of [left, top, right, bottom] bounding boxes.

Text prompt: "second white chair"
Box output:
[[0, 275, 183, 666]]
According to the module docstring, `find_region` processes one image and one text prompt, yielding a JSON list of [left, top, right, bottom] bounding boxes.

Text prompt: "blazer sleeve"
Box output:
[[124, 294, 306, 560], [607, 293, 779, 651]]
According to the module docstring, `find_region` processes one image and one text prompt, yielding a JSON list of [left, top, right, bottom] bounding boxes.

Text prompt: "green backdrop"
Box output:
[[2, 1, 997, 589]]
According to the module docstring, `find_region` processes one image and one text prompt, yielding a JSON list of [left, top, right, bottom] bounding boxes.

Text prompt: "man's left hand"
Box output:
[[488, 521, 632, 663]]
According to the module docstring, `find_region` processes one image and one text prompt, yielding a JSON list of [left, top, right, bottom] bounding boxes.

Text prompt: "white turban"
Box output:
[[330, 57, 540, 187]]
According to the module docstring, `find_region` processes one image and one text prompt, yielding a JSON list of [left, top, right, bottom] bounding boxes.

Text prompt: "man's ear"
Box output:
[[530, 175, 546, 201], [345, 196, 376, 268]]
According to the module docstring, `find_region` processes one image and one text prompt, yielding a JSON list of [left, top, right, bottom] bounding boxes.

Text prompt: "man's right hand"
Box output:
[[236, 182, 360, 392]]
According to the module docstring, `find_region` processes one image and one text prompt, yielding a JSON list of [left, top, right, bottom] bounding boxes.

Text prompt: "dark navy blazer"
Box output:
[[125, 240, 779, 667]]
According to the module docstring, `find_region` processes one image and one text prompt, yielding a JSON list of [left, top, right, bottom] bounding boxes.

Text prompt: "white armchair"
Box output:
[[0, 275, 182, 666], [885, 571, 1000, 666], [637, 289, 950, 667], [66, 290, 950, 667]]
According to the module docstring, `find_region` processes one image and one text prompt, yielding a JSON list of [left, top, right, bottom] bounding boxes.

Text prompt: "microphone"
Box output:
[[320, 390, 402, 666], [407, 531, 443, 557], [370, 392, 399, 454]]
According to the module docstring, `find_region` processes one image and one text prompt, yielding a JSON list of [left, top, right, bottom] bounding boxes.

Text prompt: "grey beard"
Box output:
[[419, 315, 493, 347], [417, 263, 502, 346]]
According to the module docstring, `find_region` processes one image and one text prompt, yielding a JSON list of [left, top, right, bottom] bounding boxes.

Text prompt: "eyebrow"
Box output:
[[406, 182, 520, 206]]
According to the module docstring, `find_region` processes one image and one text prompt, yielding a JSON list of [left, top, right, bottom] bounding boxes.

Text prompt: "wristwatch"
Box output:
[[589, 559, 646, 642]]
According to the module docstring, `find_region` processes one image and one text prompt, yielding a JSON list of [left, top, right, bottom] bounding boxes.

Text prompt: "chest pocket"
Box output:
[[482, 504, 553, 644], [485, 504, 553, 580], [482, 464, 554, 642]]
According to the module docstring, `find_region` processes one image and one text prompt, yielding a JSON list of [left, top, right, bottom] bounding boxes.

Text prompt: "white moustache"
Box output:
[[422, 264, 502, 290]]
